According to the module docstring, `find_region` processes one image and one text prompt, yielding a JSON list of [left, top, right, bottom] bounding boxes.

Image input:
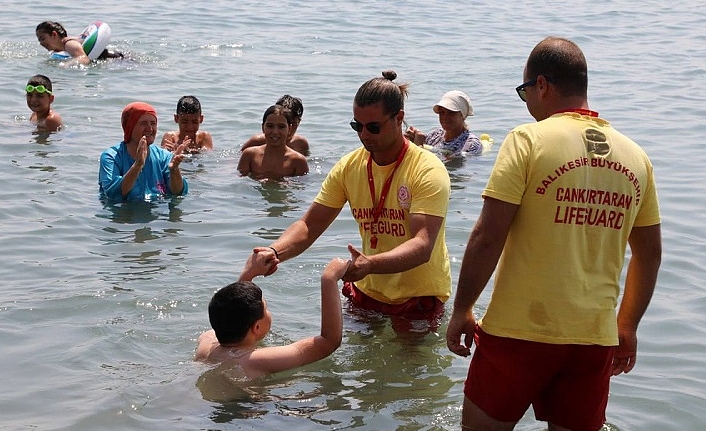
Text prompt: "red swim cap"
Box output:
[[121, 102, 157, 143]]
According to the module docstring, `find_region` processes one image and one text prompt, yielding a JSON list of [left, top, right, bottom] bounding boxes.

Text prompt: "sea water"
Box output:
[[1, 0, 705, 429]]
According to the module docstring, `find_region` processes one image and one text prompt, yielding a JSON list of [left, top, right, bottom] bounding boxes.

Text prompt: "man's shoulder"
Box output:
[[337, 146, 369, 165]]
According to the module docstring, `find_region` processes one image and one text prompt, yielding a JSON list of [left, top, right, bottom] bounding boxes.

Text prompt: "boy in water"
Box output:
[[25, 75, 62, 132], [241, 94, 310, 155], [237, 105, 309, 179], [161, 95, 213, 154], [195, 250, 349, 379]]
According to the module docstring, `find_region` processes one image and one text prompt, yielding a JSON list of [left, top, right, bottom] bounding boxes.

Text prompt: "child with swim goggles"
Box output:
[[25, 75, 62, 132]]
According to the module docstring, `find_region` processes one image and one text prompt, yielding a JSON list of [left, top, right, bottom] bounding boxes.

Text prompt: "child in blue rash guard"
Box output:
[[99, 102, 189, 202]]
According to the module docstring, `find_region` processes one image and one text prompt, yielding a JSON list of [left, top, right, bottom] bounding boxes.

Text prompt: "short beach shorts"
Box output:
[[342, 281, 444, 320], [464, 326, 614, 431]]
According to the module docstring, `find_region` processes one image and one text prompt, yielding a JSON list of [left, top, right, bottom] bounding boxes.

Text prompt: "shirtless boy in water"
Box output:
[[241, 94, 310, 155], [25, 75, 62, 132], [195, 250, 349, 379], [237, 105, 308, 179], [161, 95, 213, 154]]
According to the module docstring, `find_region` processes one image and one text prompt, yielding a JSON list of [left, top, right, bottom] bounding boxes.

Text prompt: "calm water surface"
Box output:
[[1, 1, 705, 430]]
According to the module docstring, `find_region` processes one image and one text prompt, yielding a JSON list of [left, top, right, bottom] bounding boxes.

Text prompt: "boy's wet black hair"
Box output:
[[276, 95, 304, 120], [262, 104, 293, 125], [208, 281, 264, 344], [176, 95, 202, 115], [27, 74, 53, 92]]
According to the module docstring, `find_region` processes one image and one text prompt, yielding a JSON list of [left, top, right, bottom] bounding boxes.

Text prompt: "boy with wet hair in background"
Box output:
[[237, 105, 309, 179], [241, 94, 310, 155], [161, 95, 213, 154], [25, 74, 62, 132]]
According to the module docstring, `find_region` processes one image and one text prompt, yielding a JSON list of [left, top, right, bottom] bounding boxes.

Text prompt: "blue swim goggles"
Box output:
[[26, 84, 52, 94]]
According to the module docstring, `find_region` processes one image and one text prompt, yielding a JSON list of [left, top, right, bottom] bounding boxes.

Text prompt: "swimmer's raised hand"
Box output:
[[404, 126, 426, 146], [164, 134, 193, 153], [161, 133, 178, 151], [168, 140, 188, 171], [135, 136, 149, 168], [181, 135, 193, 152]]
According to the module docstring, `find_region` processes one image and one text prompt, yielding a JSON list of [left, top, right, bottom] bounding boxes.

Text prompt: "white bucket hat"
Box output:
[[433, 90, 473, 118]]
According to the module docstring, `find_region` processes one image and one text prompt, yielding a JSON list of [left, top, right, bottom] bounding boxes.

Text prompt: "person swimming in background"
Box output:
[[161, 95, 214, 154], [405, 90, 487, 158], [194, 250, 349, 380], [241, 94, 310, 155], [35, 21, 124, 66], [25, 74, 62, 132], [237, 105, 309, 180]]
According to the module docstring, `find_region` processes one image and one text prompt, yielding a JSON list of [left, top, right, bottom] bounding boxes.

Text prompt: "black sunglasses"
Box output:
[[349, 112, 398, 134], [515, 75, 555, 102]]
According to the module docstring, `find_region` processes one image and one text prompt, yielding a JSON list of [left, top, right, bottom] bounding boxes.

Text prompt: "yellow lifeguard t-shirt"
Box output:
[[315, 143, 451, 304], [480, 112, 661, 345]]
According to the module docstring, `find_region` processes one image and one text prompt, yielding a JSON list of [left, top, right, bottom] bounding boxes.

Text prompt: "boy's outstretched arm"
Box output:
[[318, 258, 348, 347], [248, 257, 349, 375]]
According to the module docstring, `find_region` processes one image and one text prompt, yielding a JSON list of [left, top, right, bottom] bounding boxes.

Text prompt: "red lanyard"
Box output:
[[366, 141, 409, 249], [553, 108, 599, 117]]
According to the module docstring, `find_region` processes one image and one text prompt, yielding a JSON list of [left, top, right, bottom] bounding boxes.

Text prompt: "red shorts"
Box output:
[[464, 327, 614, 431], [342, 281, 444, 321]]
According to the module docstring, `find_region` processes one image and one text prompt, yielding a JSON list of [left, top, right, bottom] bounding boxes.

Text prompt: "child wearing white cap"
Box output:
[[405, 90, 484, 157]]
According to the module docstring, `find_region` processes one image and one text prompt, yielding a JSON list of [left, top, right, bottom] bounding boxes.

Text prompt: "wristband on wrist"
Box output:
[[268, 246, 280, 260]]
